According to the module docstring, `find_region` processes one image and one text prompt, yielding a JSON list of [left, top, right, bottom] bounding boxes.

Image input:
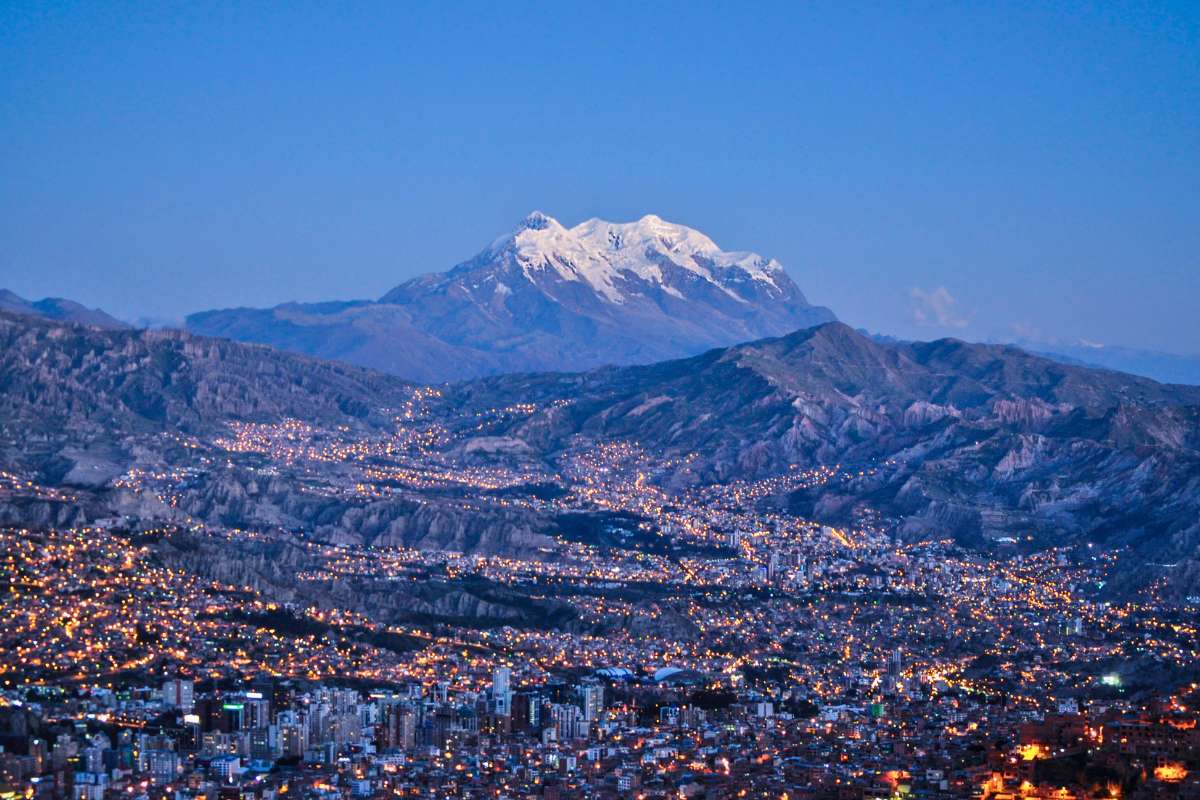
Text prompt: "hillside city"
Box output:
[[6, 2, 1200, 799], [3, 396, 1199, 800]]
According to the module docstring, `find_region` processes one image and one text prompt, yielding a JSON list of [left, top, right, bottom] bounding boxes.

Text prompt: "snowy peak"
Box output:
[[517, 210, 559, 232], [191, 211, 835, 382], [481, 212, 790, 304]]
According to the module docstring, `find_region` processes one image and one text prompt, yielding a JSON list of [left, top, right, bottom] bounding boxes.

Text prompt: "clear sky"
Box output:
[[2, 2, 1197, 353]]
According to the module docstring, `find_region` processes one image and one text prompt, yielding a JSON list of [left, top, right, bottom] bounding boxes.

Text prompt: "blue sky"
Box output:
[[1, 1, 1197, 353]]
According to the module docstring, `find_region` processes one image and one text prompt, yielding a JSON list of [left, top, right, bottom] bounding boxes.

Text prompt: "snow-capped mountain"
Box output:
[[187, 212, 835, 381], [430, 211, 795, 306]]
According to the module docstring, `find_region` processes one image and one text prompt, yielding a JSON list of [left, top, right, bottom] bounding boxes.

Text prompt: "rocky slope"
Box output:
[[0, 310, 412, 488], [439, 323, 1200, 591], [186, 212, 835, 381], [0, 310, 560, 559], [155, 530, 577, 630], [163, 463, 555, 553], [4, 312, 1200, 598]]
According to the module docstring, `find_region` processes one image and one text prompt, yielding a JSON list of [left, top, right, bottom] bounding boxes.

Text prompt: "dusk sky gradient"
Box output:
[[2, 2, 1197, 353]]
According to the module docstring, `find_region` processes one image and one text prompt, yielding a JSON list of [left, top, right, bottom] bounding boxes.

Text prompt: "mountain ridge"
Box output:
[[438, 321, 1200, 596], [0, 289, 128, 330], [1020, 339, 1200, 386], [5, 311, 1200, 597], [186, 213, 835, 381]]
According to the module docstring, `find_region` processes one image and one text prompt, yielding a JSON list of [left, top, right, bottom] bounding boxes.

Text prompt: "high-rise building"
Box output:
[[551, 704, 585, 741], [511, 692, 541, 732], [144, 749, 179, 785], [392, 706, 417, 750], [221, 702, 245, 732], [278, 715, 308, 758], [492, 667, 512, 717], [242, 693, 270, 729], [249, 727, 277, 762], [581, 685, 604, 722], [161, 679, 194, 712]]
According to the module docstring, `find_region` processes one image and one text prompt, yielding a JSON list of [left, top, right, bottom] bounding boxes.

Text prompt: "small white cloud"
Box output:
[[909, 286, 968, 329]]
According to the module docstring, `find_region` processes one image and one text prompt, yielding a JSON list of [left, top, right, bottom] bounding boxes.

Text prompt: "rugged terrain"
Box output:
[[186, 212, 835, 381], [3, 311, 1200, 601], [441, 323, 1200, 588]]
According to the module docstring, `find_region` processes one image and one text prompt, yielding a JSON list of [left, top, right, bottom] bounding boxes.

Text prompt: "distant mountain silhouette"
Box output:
[[0, 289, 128, 329]]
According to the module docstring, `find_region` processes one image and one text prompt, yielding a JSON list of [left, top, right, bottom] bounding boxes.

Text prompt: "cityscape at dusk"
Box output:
[[2, 3, 1199, 800]]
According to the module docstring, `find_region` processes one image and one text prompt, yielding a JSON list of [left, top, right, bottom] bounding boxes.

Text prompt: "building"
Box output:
[[144, 749, 179, 785], [492, 667, 512, 717], [581, 685, 604, 722], [162, 679, 194, 712]]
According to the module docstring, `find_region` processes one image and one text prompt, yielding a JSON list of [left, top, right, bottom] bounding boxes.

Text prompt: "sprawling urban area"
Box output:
[[3, 388, 1199, 800]]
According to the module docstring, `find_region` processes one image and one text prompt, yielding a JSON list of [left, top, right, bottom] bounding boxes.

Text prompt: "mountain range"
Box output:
[[185, 212, 835, 382], [0, 289, 128, 330], [442, 322, 1200, 590], [1019, 339, 1200, 387], [3, 310, 1199, 598], [10, 212, 1198, 388]]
